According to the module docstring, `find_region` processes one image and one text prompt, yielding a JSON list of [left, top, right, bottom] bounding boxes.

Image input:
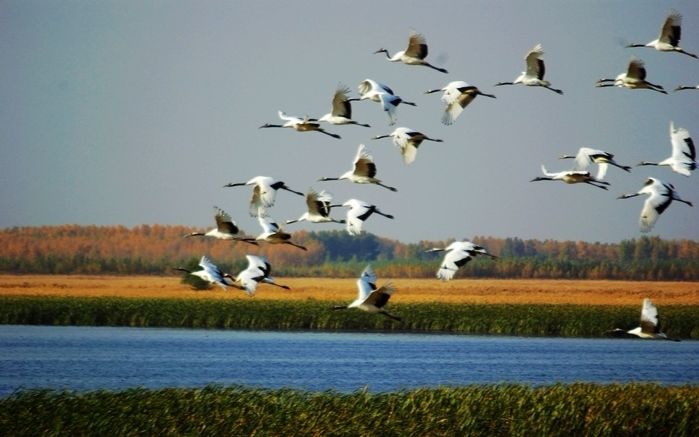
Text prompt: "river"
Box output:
[[1, 325, 697, 395]]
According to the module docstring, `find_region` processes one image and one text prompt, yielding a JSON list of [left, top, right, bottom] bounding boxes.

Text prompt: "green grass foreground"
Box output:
[[1, 296, 699, 338], [1, 384, 698, 436]]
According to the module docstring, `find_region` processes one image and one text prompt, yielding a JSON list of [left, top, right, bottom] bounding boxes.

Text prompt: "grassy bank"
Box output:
[[2, 384, 698, 436], [1, 296, 698, 338]]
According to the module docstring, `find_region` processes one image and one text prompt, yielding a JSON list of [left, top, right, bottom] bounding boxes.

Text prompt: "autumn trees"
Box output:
[[0, 225, 697, 280]]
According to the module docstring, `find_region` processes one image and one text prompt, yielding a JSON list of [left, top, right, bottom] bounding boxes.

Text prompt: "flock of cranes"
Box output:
[[526, 9, 697, 235], [176, 11, 695, 334]]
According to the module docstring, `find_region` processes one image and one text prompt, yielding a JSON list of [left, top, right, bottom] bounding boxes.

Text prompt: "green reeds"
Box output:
[[1, 384, 698, 436], [1, 296, 698, 338]]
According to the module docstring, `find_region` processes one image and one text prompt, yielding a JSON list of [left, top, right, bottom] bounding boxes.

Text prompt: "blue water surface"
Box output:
[[1, 325, 697, 395]]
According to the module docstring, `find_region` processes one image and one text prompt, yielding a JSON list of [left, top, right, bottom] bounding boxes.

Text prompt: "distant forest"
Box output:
[[1, 225, 698, 280]]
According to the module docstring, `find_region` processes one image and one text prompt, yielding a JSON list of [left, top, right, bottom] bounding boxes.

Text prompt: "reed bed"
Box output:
[[2, 296, 698, 338], [1, 384, 698, 436]]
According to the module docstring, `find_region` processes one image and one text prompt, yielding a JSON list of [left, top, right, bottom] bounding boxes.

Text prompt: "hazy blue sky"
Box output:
[[1, 1, 698, 243]]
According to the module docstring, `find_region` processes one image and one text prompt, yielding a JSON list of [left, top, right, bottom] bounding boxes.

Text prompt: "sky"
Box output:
[[1, 0, 698, 244]]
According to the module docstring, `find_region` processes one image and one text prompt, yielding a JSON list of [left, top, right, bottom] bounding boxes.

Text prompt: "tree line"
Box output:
[[1, 224, 698, 280]]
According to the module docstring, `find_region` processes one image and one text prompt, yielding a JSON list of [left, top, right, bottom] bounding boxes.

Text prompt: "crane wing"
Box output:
[[626, 59, 646, 80], [364, 284, 395, 308], [235, 268, 264, 296], [660, 12, 682, 46], [332, 85, 352, 118], [306, 189, 332, 217], [595, 163, 609, 180], [376, 81, 395, 95], [258, 216, 279, 234], [525, 44, 544, 78], [400, 142, 418, 165], [346, 213, 363, 236], [245, 254, 270, 276], [639, 189, 670, 233], [345, 202, 371, 236], [640, 298, 660, 334], [670, 122, 696, 162], [405, 31, 428, 59], [437, 249, 472, 280], [353, 145, 378, 178], [440, 83, 464, 104], [214, 207, 239, 235], [199, 256, 225, 284], [356, 265, 377, 301]]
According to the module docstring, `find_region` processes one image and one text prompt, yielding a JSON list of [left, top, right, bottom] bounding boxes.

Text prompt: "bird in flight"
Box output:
[[558, 147, 632, 180], [372, 127, 443, 165], [340, 199, 394, 236], [229, 255, 290, 296], [530, 165, 610, 190], [313, 85, 371, 127], [625, 10, 698, 59], [255, 216, 308, 251], [495, 44, 563, 94], [606, 298, 680, 341], [595, 59, 666, 93], [638, 121, 696, 176], [318, 144, 398, 192], [374, 31, 448, 73], [185, 206, 257, 245], [174, 255, 230, 290], [426, 240, 497, 280], [285, 189, 345, 225], [332, 264, 401, 321], [224, 176, 304, 217], [259, 111, 341, 139], [618, 177, 692, 233], [425, 81, 496, 125], [350, 79, 416, 125]]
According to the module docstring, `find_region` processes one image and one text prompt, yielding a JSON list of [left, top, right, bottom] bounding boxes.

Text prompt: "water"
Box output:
[[1, 325, 698, 395]]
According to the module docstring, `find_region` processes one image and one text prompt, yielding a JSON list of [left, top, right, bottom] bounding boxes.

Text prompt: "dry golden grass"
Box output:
[[1, 274, 698, 305]]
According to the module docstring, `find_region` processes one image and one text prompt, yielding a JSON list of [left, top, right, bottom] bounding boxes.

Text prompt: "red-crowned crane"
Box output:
[[595, 59, 667, 93], [559, 147, 632, 180], [349, 79, 416, 125], [606, 298, 680, 341], [229, 254, 290, 296], [426, 240, 496, 281], [340, 199, 394, 236], [314, 85, 370, 127], [259, 111, 341, 139], [255, 216, 307, 251], [495, 44, 563, 94], [618, 177, 692, 232], [626, 10, 697, 59], [185, 206, 257, 245], [285, 189, 345, 225], [318, 144, 397, 191], [372, 127, 442, 165], [174, 255, 230, 290], [223, 176, 304, 217], [638, 121, 696, 176], [530, 165, 610, 190], [374, 31, 448, 73], [332, 264, 401, 321], [424, 81, 496, 125]]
